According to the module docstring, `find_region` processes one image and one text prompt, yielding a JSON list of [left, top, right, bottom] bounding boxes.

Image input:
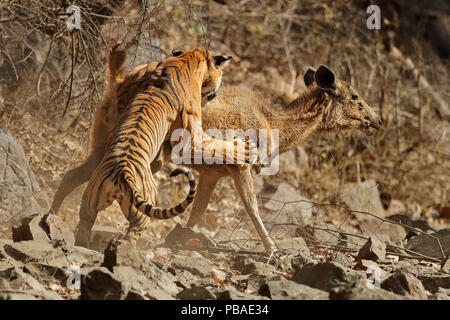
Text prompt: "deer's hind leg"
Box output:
[[186, 172, 220, 228], [51, 153, 103, 214], [228, 165, 277, 253]]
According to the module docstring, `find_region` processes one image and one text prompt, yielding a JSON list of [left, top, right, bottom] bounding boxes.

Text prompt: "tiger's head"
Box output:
[[171, 49, 231, 106], [304, 65, 382, 136]]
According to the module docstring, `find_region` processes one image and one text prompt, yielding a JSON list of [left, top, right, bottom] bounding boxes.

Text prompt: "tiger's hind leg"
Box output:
[[118, 174, 156, 246], [74, 177, 115, 248], [119, 200, 151, 247], [50, 153, 102, 214], [74, 194, 98, 248]]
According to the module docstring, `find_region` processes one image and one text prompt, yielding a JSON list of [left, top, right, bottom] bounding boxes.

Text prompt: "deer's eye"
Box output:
[[351, 94, 358, 101]]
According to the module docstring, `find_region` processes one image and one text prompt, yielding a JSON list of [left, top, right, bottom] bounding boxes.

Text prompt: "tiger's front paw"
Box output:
[[231, 138, 258, 166]]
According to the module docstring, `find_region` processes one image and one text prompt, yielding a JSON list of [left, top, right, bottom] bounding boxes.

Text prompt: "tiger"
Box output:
[[73, 47, 255, 247], [50, 46, 242, 215]]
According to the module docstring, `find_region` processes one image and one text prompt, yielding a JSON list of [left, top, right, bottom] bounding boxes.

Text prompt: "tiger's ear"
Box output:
[[315, 65, 336, 90], [171, 50, 183, 57], [304, 67, 316, 87], [214, 55, 232, 68]]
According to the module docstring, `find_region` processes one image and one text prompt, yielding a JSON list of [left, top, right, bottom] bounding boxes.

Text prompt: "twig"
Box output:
[[261, 197, 448, 263], [394, 74, 401, 155], [36, 35, 54, 97], [62, 31, 75, 118]]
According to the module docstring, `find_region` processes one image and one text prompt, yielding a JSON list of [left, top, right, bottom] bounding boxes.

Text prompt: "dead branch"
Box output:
[[261, 197, 448, 265]]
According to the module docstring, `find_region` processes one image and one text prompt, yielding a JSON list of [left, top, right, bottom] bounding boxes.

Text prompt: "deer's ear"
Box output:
[[214, 55, 232, 68], [304, 67, 316, 87], [315, 65, 336, 90], [171, 50, 183, 57]]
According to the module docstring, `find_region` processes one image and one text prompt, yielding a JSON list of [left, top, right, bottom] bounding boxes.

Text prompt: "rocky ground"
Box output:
[[1, 128, 450, 300], [0, 210, 449, 300]]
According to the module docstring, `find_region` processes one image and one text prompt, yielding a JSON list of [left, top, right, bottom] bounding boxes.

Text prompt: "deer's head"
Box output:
[[304, 65, 382, 136]]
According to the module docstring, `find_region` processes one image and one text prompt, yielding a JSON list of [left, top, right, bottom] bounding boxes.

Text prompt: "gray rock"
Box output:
[[114, 266, 176, 300], [387, 214, 435, 233], [170, 254, 213, 277], [70, 245, 104, 267], [1, 239, 103, 279], [211, 268, 226, 281], [328, 252, 354, 268], [12, 212, 74, 246], [442, 258, 450, 274], [430, 288, 450, 300], [81, 265, 177, 300], [25, 263, 70, 292], [80, 267, 125, 300], [340, 179, 385, 218], [330, 283, 406, 300], [0, 279, 10, 290], [276, 237, 310, 256], [233, 256, 275, 275], [355, 259, 379, 271], [0, 266, 62, 300], [89, 225, 123, 252], [1, 266, 44, 291], [259, 277, 328, 300], [291, 262, 366, 291], [405, 228, 450, 260], [164, 223, 215, 248], [290, 252, 314, 270], [124, 291, 146, 300], [260, 183, 313, 223], [273, 252, 312, 273], [0, 289, 63, 300], [360, 219, 407, 242], [103, 240, 146, 272], [3, 240, 59, 264], [355, 237, 386, 262], [217, 286, 269, 300], [242, 261, 275, 275], [0, 130, 49, 227], [381, 272, 428, 299], [246, 274, 270, 292], [177, 286, 216, 300], [417, 274, 450, 293]]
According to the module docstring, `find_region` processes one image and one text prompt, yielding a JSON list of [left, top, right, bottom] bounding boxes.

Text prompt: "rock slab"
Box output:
[[12, 212, 74, 246]]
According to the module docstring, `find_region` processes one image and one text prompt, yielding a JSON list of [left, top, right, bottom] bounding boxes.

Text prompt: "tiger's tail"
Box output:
[[123, 167, 197, 220], [107, 43, 127, 89], [88, 43, 127, 154]]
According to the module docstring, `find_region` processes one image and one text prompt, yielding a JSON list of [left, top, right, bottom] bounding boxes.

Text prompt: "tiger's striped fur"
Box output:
[[74, 48, 233, 247], [49, 45, 161, 215]]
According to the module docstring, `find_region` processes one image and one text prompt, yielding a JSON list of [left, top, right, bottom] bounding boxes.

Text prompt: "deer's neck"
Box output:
[[266, 88, 328, 154]]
